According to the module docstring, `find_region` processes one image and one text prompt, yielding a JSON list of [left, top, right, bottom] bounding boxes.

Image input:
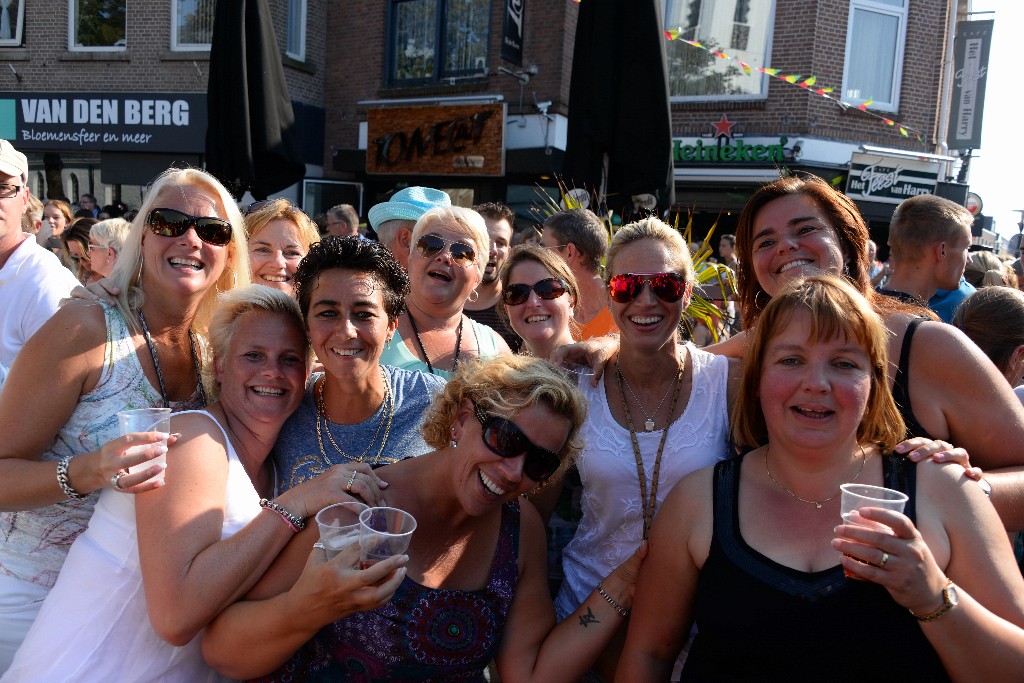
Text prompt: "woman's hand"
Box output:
[[281, 463, 389, 520], [549, 334, 619, 387], [82, 431, 178, 494], [600, 541, 649, 612], [832, 507, 950, 616], [285, 542, 407, 622], [59, 278, 120, 307], [896, 437, 983, 481]]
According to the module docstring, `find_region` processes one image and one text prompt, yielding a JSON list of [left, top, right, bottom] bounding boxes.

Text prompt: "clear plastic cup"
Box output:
[[358, 506, 416, 569], [840, 483, 908, 531], [316, 501, 369, 559], [117, 408, 171, 484]]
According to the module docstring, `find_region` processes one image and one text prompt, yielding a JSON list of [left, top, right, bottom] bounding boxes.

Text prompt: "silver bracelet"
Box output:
[[596, 582, 630, 617], [56, 455, 86, 500], [259, 498, 305, 532]]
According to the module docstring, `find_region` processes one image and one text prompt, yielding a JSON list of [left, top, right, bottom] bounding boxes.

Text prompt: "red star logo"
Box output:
[[711, 114, 737, 138]]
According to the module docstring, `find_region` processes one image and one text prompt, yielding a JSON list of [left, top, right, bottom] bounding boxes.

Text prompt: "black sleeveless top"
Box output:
[[891, 317, 934, 440], [681, 453, 949, 682]]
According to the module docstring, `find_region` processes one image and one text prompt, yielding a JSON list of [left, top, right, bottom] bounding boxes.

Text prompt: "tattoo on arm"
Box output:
[[578, 606, 600, 628]]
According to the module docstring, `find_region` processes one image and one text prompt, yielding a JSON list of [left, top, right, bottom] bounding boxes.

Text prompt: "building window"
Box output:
[[664, 0, 774, 101], [70, 0, 126, 50], [386, 0, 490, 86], [842, 0, 906, 112], [0, 0, 25, 46], [172, 0, 215, 51], [286, 0, 307, 61]]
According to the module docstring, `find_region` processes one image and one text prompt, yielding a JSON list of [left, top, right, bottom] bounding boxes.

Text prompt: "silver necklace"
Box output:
[[618, 360, 684, 431], [138, 309, 207, 408], [764, 445, 867, 509]]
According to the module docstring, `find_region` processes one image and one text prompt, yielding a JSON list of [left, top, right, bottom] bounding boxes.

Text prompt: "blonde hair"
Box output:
[[107, 167, 252, 337], [207, 284, 308, 398], [244, 199, 321, 253], [732, 275, 904, 451], [964, 250, 1008, 289], [409, 206, 489, 276], [421, 356, 588, 480], [90, 217, 131, 253], [606, 216, 694, 283]]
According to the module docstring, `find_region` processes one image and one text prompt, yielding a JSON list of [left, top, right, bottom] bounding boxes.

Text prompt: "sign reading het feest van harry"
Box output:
[[0, 93, 206, 152], [845, 152, 940, 205], [367, 103, 505, 177]]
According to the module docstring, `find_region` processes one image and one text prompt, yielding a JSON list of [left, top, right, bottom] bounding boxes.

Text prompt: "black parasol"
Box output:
[[205, 0, 306, 200]]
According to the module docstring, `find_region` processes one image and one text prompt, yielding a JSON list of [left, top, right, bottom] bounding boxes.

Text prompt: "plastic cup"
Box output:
[[316, 501, 369, 559], [358, 506, 417, 569], [117, 408, 171, 484], [840, 483, 908, 531], [560, 360, 595, 380]]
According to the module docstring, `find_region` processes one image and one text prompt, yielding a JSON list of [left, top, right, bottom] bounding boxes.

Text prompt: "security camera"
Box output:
[[536, 101, 552, 113]]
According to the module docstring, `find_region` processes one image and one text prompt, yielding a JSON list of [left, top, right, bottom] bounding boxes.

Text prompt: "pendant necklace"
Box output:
[[618, 360, 684, 431], [615, 360, 684, 540], [407, 310, 463, 375], [764, 444, 868, 509], [138, 309, 207, 408], [315, 366, 396, 465]]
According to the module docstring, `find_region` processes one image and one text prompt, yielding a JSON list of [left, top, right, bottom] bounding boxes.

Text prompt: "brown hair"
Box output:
[[497, 244, 580, 329], [952, 286, 1024, 378], [731, 275, 904, 451]]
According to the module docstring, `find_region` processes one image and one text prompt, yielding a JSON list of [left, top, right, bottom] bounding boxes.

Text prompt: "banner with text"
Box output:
[[0, 92, 207, 152], [846, 152, 940, 205], [501, 0, 525, 65], [947, 20, 992, 151]]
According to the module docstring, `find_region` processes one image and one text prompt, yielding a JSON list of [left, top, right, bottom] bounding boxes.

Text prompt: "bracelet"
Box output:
[[596, 582, 630, 617], [56, 455, 86, 500], [259, 498, 305, 533]]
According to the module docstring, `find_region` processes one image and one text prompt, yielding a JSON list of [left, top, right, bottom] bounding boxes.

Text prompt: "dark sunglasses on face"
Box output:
[[146, 208, 233, 246], [415, 233, 477, 267], [608, 272, 688, 304], [472, 402, 562, 482], [502, 277, 568, 306]]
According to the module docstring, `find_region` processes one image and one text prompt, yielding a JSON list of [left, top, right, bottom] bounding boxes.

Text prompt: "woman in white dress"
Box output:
[[3, 286, 404, 682]]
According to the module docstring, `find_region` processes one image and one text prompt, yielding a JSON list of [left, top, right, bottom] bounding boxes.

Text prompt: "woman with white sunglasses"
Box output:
[[379, 206, 512, 377]]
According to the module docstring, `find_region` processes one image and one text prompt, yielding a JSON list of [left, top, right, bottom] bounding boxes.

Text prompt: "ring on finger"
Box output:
[[110, 469, 128, 491], [880, 551, 890, 568], [346, 470, 358, 492]]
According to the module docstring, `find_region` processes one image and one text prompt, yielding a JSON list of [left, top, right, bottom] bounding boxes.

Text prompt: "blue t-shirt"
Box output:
[[929, 277, 976, 323], [273, 365, 445, 492]]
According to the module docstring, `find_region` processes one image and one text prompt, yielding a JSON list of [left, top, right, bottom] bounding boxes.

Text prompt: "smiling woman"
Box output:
[[243, 199, 320, 297]]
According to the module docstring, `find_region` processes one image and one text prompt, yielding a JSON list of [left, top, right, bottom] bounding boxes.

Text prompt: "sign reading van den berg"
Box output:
[[845, 152, 940, 205], [0, 92, 206, 152], [367, 103, 505, 177]]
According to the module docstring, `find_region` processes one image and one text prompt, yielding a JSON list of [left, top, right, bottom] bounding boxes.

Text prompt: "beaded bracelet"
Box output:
[[259, 498, 305, 533], [56, 455, 86, 500], [596, 582, 630, 617]]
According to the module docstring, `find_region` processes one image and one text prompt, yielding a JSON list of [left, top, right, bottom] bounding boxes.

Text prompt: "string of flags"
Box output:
[[664, 31, 926, 143]]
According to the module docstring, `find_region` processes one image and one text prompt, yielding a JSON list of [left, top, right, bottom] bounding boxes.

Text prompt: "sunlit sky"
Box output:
[[962, 1, 1020, 240]]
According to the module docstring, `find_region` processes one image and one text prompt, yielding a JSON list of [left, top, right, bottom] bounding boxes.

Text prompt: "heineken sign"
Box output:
[[673, 136, 788, 165], [846, 152, 940, 205]]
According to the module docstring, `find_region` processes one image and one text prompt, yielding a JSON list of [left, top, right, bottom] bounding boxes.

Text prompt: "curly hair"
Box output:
[[731, 275, 904, 451], [420, 356, 588, 481], [293, 235, 410, 324]]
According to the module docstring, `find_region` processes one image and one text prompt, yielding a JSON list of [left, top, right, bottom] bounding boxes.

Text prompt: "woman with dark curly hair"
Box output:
[[272, 235, 446, 493], [204, 355, 646, 682]]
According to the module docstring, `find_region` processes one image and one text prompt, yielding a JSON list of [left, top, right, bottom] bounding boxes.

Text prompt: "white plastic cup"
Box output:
[[840, 483, 908, 532], [117, 408, 171, 484], [358, 506, 417, 569], [316, 501, 369, 559]]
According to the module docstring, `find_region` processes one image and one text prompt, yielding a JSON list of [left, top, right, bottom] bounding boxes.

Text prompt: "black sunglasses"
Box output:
[[608, 272, 688, 304], [473, 402, 562, 482], [415, 233, 477, 267], [502, 277, 568, 306], [147, 208, 233, 246]]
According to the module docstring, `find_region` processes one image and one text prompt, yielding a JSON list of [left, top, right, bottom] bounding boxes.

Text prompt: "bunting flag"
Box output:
[[666, 33, 926, 143]]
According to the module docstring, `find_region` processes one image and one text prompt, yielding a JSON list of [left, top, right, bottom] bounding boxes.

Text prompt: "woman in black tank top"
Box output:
[[618, 277, 1024, 682]]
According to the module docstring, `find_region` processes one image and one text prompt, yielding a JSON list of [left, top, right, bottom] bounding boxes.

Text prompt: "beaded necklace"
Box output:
[[407, 311, 463, 375], [315, 367, 396, 465], [138, 309, 207, 408]]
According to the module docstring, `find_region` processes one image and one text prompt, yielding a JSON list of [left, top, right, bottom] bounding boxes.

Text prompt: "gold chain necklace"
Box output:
[[315, 367, 396, 465], [764, 444, 868, 509], [618, 357, 684, 431], [615, 360, 684, 540]]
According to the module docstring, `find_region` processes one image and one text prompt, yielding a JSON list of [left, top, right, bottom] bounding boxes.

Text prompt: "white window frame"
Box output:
[[171, 0, 214, 52], [0, 0, 25, 47], [662, 0, 776, 103], [841, 0, 907, 113], [286, 0, 307, 61], [68, 0, 127, 52]]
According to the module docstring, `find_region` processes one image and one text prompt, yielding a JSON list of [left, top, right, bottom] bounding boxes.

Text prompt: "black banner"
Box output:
[[500, 0, 524, 65], [0, 92, 207, 153], [947, 19, 993, 151]]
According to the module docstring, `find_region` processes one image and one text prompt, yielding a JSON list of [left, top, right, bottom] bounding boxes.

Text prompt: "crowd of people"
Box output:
[[3, 133, 1024, 682]]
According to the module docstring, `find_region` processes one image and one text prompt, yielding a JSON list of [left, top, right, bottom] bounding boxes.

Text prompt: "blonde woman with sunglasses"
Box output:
[[0, 168, 250, 669], [379, 206, 512, 377]]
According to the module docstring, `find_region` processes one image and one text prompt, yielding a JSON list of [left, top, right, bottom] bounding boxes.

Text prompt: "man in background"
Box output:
[[367, 187, 451, 270], [464, 202, 521, 351], [325, 204, 361, 238]]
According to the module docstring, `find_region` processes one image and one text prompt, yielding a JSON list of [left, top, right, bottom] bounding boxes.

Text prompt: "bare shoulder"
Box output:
[[662, 465, 715, 520], [37, 299, 108, 349], [704, 331, 747, 359]]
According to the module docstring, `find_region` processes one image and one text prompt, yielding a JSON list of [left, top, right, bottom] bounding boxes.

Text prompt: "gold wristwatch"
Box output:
[[911, 579, 958, 622]]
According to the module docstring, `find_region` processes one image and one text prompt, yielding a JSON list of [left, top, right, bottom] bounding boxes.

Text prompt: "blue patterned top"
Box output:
[[256, 501, 520, 683]]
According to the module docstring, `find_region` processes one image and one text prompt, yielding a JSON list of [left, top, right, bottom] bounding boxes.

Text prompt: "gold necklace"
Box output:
[[315, 367, 396, 465], [764, 445, 868, 509], [615, 360, 685, 540]]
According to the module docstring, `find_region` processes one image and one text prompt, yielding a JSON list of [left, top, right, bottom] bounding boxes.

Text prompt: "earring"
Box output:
[[468, 290, 480, 303], [754, 289, 770, 311], [386, 336, 393, 349]]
